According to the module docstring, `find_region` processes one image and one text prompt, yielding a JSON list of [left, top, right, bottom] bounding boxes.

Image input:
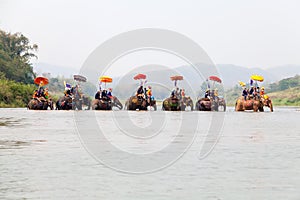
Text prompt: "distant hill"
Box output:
[[267, 75, 300, 106], [266, 65, 300, 80], [268, 87, 300, 106], [216, 64, 300, 88], [33, 62, 79, 78]]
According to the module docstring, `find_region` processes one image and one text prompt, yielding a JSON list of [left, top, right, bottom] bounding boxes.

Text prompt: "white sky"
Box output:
[[1, 0, 300, 71]]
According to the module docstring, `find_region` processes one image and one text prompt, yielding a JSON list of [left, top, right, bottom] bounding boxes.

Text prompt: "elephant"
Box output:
[[91, 97, 112, 110], [72, 94, 91, 110], [27, 98, 54, 110], [235, 96, 264, 112], [124, 95, 148, 111], [56, 96, 73, 110], [195, 98, 213, 111], [92, 96, 123, 110], [261, 95, 274, 112], [196, 97, 226, 111], [162, 96, 193, 111]]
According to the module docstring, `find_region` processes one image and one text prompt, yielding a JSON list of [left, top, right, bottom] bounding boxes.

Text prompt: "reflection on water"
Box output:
[[0, 107, 299, 200], [0, 117, 25, 127], [0, 140, 30, 149]]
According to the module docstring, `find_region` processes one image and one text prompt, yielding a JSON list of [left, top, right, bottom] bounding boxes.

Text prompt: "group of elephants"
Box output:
[[27, 93, 229, 111], [28, 93, 273, 112]]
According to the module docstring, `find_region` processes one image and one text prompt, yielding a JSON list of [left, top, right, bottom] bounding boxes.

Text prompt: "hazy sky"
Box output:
[[1, 0, 300, 71]]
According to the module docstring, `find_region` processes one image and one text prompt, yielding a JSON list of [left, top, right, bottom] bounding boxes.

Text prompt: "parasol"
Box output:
[[239, 81, 246, 87], [100, 76, 113, 83], [209, 76, 222, 83], [170, 75, 183, 87], [73, 74, 87, 82], [99, 76, 112, 88], [251, 75, 264, 82], [34, 76, 49, 86], [134, 73, 147, 80], [170, 75, 183, 81]]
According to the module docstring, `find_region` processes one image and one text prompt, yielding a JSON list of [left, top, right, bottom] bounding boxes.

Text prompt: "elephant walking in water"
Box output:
[[125, 95, 146, 111], [92, 98, 112, 110], [162, 96, 193, 111], [195, 97, 226, 111], [72, 94, 91, 110], [235, 96, 264, 112], [28, 98, 53, 110], [56, 96, 73, 110], [124, 95, 157, 111], [92, 96, 123, 110]]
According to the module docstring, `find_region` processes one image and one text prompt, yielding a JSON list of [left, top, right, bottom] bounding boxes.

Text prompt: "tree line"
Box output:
[[0, 29, 38, 84]]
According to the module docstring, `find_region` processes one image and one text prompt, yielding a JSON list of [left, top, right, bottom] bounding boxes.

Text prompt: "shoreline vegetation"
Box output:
[[1, 29, 300, 108]]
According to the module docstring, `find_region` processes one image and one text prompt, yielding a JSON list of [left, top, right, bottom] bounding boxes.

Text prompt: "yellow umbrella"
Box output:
[[239, 81, 246, 87], [251, 75, 264, 82]]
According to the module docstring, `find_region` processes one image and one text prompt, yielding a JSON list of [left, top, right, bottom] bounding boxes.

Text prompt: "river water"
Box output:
[[0, 107, 299, 200]]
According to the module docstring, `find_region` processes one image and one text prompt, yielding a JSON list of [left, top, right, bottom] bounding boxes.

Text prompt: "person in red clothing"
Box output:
[[181, 88, 185, 98]]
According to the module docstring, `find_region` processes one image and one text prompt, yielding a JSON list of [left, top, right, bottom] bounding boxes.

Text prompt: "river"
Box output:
[[0, 107, 299, 199]]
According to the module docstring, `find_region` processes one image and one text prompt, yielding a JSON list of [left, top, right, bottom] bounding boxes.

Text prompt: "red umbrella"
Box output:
[[170, 75, 183, 81], [34, 76, 49, 86], [134, 73, 146, 80], [209, 76, 222, 83]]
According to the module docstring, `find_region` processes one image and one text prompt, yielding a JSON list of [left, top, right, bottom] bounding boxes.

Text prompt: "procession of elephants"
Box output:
[[27, 73, 273, 112]]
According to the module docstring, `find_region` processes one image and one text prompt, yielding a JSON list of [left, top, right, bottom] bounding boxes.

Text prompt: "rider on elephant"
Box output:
[[64, 88, 72, 97], [256, 87, 260, 97], [181, 88, 185, 98], [212, 88, 219, 101], [33, 87, 48, 102], [43, 88, 50, 100], [136, 85, 145, 100], [101, 89, 109, 100], [107, 88, 113, 99], [260, 87, 265, 96], [63, 82, 72, 97], [146, 85, 153, 104], [204, 89, 211, 99], [95, 91, 101, 100], [171, 87, 180, 98], [37, 86, 44, 97], [249, 86, 254, 98], [242, 87, 248, 101], [32, 90, 39, 99], [214, 88, 218, 97]]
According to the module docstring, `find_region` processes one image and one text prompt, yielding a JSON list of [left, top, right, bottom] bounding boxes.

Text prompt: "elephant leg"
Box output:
[[269, 103, 274, 112]]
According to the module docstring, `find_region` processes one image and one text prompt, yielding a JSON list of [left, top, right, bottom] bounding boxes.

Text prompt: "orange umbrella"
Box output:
[[99, 76, 113, 83], [34, 76, 49, 86], [170, 75, 183, 81]]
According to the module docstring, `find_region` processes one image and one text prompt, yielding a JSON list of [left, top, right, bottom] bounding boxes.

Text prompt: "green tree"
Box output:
[[0, 29, 38, 84]]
